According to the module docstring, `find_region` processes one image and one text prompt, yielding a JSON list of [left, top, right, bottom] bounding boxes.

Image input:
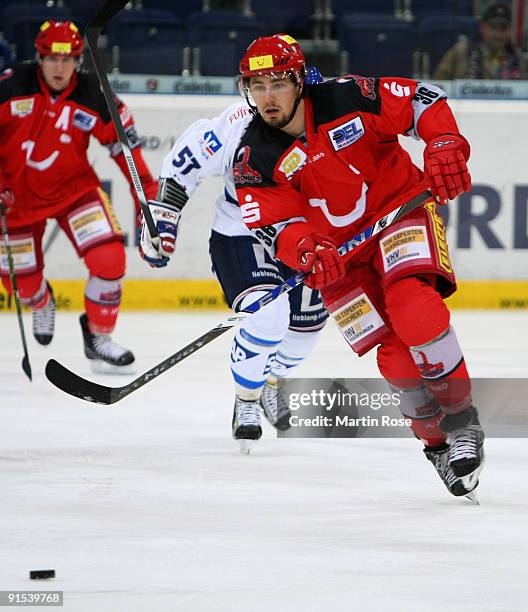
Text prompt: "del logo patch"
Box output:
[[73, 109, 97, 131], [328, 117, 365, 151], [11, 98, 34, 117]]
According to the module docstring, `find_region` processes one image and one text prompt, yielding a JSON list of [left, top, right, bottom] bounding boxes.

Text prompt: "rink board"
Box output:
[[0, 279, 527, 311]]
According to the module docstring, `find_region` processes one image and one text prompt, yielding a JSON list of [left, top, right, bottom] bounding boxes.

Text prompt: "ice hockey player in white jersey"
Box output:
[[139, 68, 328, 452]]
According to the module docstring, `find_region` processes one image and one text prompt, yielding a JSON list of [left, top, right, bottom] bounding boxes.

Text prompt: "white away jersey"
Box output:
[[159, 102, 254, 236]]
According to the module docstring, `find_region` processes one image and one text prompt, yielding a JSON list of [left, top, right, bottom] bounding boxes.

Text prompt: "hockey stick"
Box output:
[[0, 204, 32, 381], [45, 188, 432, 404], [85, 0, 158, 241], [43, 221, 61, 255]]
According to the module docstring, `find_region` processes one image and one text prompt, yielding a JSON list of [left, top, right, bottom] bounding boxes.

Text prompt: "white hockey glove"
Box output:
[[139, 200, 181, 268]]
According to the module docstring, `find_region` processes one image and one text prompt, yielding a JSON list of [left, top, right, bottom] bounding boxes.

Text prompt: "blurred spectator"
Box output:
[[433, 2, 527, 79]]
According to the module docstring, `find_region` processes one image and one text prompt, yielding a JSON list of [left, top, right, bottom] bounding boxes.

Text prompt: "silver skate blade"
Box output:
[[237, 439, 255, 455], [464, 491, 480, 505], [89, 360, 136, 376]]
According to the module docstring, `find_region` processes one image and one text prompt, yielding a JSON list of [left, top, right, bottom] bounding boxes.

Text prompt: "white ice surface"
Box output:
[[1, 311, 527, 612]]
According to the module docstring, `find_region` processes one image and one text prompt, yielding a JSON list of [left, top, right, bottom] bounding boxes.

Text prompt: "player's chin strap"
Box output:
[[240, 79, 259, 117], [271, 69, 306, 129], [277, 80, 304, 129], [275, 65, 321, 128]]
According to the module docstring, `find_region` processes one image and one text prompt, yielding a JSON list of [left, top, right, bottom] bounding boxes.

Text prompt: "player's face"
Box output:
[[249, 73, 299, 128], [40, 55, 78, 92]]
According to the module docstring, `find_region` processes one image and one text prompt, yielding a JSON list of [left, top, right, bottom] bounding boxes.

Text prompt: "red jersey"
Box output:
[[234, 76, 468, 268], [0, 63, 154, 227]]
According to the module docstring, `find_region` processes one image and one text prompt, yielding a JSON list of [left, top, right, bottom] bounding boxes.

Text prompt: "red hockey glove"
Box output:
[[294, 233, 345, 289], [0, 188, 14, 210], [423, 134, 471, 205], [0, 173, 14, 211]]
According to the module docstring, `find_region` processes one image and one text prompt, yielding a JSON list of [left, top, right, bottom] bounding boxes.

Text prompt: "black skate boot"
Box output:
[[232, 396, 262, 454], [424, 443, 479, 500], [440, 406, 485, 479], [32, 283, 55, 346], [260, 377, 292, 431], [80, 313, 135, 374]]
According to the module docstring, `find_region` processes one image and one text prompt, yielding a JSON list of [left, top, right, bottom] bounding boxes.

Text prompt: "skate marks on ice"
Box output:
[[0, 439, 526, 611]]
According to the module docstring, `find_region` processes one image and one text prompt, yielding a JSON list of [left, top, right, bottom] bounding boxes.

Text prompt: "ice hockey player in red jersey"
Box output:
[[0, 21, 158, 372], [234, 34, 485, 499]]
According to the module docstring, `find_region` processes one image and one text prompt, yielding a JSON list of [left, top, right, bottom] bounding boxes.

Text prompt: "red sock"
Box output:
[[378, 334, 447, 446], [84, 276, 122, 334], [385, 277, 472, 415], [84, 241, 125, 334]]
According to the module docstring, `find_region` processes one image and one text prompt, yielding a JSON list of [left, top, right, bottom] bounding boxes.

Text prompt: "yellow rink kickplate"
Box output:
[[0, 279, 527, 311]]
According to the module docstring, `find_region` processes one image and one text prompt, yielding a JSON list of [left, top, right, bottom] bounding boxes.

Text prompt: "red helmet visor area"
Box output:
[[239, 69, 304, 108], [35, 21, 84, 57]]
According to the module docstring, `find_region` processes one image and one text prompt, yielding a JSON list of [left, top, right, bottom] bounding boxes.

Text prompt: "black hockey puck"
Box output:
[[29, 569, 55, 580]]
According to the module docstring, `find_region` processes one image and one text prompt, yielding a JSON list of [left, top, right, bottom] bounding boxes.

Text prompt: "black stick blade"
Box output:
[[22, 355, 32, 381], [45, 359, 114, 404], [44, 323, 237, 405], [88, 0, 129, 30]]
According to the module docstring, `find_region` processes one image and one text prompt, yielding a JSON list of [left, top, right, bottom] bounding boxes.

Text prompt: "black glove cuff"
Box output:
[[157, 178, 189, 212]]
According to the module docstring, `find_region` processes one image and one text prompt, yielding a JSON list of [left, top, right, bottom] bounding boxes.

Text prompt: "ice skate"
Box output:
[[80, 313, 135, 374], [424, 443, 480, 501], [440, 406, 485, 491], [260, 376, 292, 431], [32, 283, 55, 346], [232, 396, 262, 454]]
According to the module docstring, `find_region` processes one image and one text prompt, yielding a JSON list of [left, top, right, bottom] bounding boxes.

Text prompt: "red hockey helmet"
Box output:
[[35, 21, 84, 57], [239, 34, 306, 79]]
